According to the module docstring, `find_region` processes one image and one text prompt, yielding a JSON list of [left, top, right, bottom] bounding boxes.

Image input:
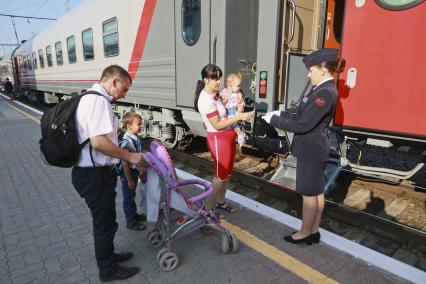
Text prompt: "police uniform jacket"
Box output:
[[270, 79, 337, 163]]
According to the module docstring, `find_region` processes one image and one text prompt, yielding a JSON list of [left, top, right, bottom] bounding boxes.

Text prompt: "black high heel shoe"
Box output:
[[283, 234, 312, 245], [310, 232, 321, 244]]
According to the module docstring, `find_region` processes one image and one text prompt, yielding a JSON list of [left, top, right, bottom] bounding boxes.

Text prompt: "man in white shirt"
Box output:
[[72, 65, 144, 282]]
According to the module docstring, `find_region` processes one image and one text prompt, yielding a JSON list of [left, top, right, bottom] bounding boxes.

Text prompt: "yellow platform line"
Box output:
[[5, 101, 41, 124], [221, 220, 339, 284], [7, 101, 339, 283]]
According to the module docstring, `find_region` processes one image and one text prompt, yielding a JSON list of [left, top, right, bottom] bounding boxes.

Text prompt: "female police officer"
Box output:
[[262, 48, 345, 244]]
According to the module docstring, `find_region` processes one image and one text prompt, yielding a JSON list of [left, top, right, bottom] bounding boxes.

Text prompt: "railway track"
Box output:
[[169, 141, 426, 271]]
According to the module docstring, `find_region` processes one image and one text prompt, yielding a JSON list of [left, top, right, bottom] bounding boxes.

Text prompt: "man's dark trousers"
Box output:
[[72, 166, 118, 276]]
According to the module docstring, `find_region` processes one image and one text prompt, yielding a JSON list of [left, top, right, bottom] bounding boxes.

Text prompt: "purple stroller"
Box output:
[[142, 141, 239, 271]]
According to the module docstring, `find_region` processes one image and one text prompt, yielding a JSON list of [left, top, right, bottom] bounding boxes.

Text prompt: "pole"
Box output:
[[10, 17, 19, 45]]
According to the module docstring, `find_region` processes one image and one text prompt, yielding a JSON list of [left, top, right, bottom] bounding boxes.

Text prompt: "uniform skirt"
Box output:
[[206, 130, 237, 181], [296, 160, 326, 196]]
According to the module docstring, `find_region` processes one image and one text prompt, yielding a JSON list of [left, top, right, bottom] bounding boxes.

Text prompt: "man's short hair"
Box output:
[[100, 65, 132, 84]]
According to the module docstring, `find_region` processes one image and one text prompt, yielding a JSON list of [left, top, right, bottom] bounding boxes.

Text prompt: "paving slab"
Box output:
[[0, 99, 414, 283]]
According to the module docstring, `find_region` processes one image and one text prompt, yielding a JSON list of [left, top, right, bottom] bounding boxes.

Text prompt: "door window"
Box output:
[[375, 0, 425, 10], [181, 0, 201, 46]]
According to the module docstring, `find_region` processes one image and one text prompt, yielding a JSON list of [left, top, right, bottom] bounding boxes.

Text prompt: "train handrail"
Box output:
[[284, 0, 296, 45]]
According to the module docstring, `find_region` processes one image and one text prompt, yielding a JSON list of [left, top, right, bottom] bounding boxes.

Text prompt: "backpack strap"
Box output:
[[121, 136, 140, 152], [129, 137, 140, 153]]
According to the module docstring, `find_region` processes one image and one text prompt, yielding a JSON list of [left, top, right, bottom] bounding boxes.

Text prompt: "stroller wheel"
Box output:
[[221, 232, 239, 254], [230, 233, 239, 253], [146, 229, 164, 248], [156, 247, 169, 262], [221, 234, 230, 254], [158, 251, 179, 272]]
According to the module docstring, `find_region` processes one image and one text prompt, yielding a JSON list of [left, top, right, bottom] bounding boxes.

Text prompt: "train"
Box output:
[[1, 0, 425, 192]]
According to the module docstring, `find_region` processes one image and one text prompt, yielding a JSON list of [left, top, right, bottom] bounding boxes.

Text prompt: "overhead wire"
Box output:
[[2, 0, 48, 13]]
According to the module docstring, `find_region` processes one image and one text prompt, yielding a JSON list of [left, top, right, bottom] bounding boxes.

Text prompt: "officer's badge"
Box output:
[[315, 97, 326, 106]]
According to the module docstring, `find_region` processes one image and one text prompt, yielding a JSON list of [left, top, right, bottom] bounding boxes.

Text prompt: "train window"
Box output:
[[32, 52, 38, 69], [46, 46, 53, 67], [103, 18, 119, 57], [38, 49, 45, 68], [181, 0, 201, 46], [55, 41, 63, 66], [27, 55, 32, 70], [375, 0, 425, 10], [67, 35, 77, 64], [82, 28, 94, 61], [23, 57, 28, 71]]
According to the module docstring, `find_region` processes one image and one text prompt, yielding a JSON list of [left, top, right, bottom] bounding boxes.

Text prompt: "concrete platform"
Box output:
[[0, 96, 420, 283]]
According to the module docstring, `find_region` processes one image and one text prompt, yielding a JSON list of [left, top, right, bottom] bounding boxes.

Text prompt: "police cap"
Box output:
[[303, 48, 339, 69]]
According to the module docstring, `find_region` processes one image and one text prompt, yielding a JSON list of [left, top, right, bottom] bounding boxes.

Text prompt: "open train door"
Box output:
[[336, 0, 426, 139], [175, 0, 210, 108]]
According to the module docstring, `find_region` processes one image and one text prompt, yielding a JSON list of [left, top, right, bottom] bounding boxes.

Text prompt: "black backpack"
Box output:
[[39, 91, 103, 167]]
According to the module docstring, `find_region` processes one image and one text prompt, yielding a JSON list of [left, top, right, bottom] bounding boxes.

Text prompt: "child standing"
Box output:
[[221, 74, 246, 147], [120, 111, 146, 231]]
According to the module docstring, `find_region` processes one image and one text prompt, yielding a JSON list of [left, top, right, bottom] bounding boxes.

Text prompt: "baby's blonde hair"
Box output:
[[226, 73, 241, 88]]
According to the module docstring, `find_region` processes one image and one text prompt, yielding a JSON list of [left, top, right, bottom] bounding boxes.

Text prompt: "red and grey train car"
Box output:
[[3, 0, 425, 191]]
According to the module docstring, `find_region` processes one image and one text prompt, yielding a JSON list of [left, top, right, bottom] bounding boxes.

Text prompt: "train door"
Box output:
[[323, 0, 345, 49], [277, 0, 325, 110], [175, 0, 210, 108], [335, 0, 426, 138]]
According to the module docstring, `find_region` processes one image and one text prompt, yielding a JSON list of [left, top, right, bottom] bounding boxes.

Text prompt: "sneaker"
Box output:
[[99, 265, 140, 282], [126, 218, 146, 231]]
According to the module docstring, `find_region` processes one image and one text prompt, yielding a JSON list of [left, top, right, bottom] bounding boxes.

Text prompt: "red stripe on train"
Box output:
[[128, 0, 157, 81]]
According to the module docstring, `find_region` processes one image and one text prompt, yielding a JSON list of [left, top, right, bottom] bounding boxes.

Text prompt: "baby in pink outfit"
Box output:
[[220, 73, 246, 148]]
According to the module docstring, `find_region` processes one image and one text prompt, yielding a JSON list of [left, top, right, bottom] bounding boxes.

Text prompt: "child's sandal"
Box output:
[[215, 202, 236, 213]]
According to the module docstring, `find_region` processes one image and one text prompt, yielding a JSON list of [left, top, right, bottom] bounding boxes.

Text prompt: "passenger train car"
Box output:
[[2, 0, 425, 191]]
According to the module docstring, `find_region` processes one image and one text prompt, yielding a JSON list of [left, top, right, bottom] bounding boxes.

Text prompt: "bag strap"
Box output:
[[122, 136, 140, 153], [129, 137, 139, 152]]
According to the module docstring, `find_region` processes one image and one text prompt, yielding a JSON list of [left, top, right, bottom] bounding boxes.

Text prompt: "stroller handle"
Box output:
[[178, 179, 214, 204]]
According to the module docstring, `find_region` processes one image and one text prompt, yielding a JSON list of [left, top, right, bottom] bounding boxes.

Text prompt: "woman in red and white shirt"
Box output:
[[194, 64, 252, 215]]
